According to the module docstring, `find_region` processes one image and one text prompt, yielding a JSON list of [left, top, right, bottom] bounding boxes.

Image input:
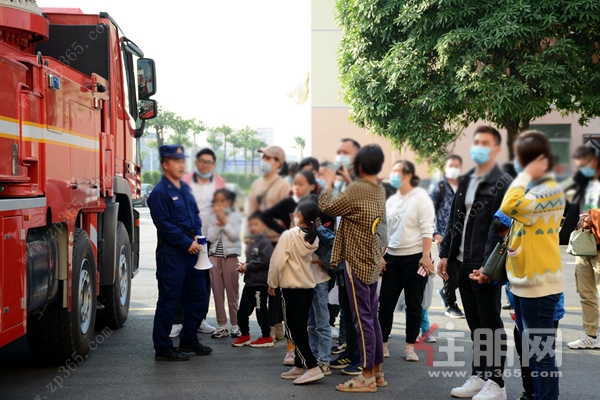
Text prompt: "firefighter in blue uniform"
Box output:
[[148, 144, 212, 361]]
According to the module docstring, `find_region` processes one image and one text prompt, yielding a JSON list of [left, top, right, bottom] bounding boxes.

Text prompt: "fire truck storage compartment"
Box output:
[[35, 24, 110, 82], [1, 216, 25, 332], [26, 228, 59, 313]]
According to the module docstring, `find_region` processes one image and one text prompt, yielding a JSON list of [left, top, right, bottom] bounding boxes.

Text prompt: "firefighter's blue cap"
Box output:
[[159, 144, 187, 159]]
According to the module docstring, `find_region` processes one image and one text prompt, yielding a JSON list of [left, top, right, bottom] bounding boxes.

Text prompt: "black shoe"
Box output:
[[517, 392, 534, 400], [437, 288, 448, 308], [445, 304, 465, 319], [502, 302, 514, 310], [155, 347, 192, 361], [179, 339, 213, 355]]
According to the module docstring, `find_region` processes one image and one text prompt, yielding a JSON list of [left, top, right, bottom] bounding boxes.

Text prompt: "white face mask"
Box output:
[[335, 155, 352, 167], [293, 217, 301, 227], [445, 167, 461, 180]]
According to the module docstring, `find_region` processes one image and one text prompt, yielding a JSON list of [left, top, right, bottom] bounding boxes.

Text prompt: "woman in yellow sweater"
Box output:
[[498, 130, 565, 400]]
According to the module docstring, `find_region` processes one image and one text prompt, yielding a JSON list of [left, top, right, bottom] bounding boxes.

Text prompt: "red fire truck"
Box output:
[[0, 1, 157, 362]]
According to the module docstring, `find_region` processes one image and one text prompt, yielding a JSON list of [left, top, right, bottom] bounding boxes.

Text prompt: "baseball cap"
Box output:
[[257, 145, 286, 161]]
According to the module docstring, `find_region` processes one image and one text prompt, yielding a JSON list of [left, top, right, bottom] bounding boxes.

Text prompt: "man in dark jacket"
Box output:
[[438, 126, 512, 400]]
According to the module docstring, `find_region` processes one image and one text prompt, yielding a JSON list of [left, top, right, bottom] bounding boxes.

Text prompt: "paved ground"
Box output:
[[1, 208, 599, 399]]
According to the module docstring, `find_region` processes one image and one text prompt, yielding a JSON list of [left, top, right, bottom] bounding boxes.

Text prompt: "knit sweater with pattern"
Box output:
[[499, 172, 565, 298]]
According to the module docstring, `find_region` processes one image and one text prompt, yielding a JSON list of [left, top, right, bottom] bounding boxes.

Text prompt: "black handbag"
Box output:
[[482, 226, 511, 283]]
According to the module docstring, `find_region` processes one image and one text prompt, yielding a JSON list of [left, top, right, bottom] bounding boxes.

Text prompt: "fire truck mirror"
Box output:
[[138, 99, 157, 120], [137, 58, 156, 99]]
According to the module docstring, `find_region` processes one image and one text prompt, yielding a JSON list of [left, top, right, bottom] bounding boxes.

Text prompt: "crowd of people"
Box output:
[[147, 126, 600, 400]]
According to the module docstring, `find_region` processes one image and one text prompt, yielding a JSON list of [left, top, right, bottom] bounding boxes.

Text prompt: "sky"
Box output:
[[37, 0, 312, 158]]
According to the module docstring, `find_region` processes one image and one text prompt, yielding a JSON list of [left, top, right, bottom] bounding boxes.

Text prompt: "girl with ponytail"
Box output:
[[267, 200, 325, 384]]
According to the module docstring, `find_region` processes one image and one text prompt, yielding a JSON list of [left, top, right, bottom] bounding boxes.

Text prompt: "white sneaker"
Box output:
[[197, 319, 216, 334], [230, 325, 241, 338], [331, 326, 339, 339], [472, 380, 507, 400], [293, 366, 324, 385], [169, 324, 182, 338], [567, 334, 600, 349], [281, 367, 305, 380], [404, 345, 418, 362], [450, 375, 486, 398]]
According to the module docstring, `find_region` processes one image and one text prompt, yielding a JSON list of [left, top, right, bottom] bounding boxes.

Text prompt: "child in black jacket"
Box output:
[[232, 212, 274, 348]]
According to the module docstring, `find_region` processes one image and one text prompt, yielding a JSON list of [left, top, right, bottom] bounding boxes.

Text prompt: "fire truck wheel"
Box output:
[[96, 222, 131, 330], [27, 228, 97, 363]]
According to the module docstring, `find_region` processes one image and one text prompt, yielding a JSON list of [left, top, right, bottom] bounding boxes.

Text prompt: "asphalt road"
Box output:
[[1, 207, 599, 400]]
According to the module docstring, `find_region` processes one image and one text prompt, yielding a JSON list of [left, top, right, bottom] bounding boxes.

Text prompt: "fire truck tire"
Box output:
[[96, 222, 131, 330], [27, 228, 97, 363]]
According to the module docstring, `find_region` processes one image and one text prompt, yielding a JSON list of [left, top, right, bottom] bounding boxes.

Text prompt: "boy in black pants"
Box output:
[[232, 212, 274, 348]]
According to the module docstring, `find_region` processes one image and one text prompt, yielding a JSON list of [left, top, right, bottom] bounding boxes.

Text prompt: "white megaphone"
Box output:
[[194, 236, 213, 270]]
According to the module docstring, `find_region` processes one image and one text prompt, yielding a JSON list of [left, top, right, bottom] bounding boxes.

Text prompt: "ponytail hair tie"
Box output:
[[310, 220, 314, 224]]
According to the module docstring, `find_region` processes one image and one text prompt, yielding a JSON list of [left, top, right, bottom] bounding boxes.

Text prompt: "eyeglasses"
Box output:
[[197, 160, 215, 166]]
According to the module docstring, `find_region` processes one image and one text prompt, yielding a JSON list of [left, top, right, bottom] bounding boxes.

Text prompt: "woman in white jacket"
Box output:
[[206, 188, 243, 338], [378, 160, 435, 362]]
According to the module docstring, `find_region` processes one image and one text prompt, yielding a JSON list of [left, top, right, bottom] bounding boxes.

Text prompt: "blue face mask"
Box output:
[[333, 181, 342, 191], [316, 178, 326, 188], [470, 146, 492, 165], [581, 165, 596, 178], [389, 173, 403, 189], [260, 160, 272, 174], [335, 155, 352, 168], [196, 169, 212, 179], [285, 176, 293, 184], [513, 159, 524, 174]]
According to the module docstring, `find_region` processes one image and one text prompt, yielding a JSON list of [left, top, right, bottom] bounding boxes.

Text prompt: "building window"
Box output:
[[529, 124, 570, 179]]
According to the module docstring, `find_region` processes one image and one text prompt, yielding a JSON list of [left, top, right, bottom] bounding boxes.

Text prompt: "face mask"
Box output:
[[581, 165, 596, 178], [285, 176, 293, 184], [316, 178, 326, 188], [470, 146, 492, 165], [335, 155, 352, 168], [293, 217, 301, 227], [196, 169, 212, 179], [292, 195, 305, 203], [445, 167, 461, 180], [389, 173, 402, 189], [333, 181, 342, 191], [513, 159, 524, 174], [260, 160, 272, 174], [224, 207, 232, 215]]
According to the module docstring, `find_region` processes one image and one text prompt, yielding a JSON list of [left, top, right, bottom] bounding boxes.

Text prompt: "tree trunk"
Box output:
[[157, 127, 164, 148], [502, 118, 531, 160], [502, 119, 520, 160], [222, 136, 227, 173]]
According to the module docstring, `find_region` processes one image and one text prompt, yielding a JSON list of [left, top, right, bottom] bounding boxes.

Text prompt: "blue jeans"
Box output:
[[308, 281, 332, 363], [513, 293, 561, 400]]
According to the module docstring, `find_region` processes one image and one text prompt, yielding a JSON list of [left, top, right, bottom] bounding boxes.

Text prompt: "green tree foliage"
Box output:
[[168, 115, 193, 147], [213, 125, 233, 172], [145, 105, 175, 148], [337, 0, 600, 162], [233, 127, 258, 173], [293, 136, 306, 158]]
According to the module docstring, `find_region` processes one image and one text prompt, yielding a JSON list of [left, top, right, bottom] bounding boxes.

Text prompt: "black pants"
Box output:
[[281, 288, 317, 369], [457, 261, 506, 387], [237, 286, 270, 338], [174, 242, 212, 325], [378, 253, 427, 344], [442, 260, 460, 306]]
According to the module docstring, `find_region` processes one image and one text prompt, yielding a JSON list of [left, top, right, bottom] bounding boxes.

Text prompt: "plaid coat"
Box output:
[[319, 179, 386, 284]]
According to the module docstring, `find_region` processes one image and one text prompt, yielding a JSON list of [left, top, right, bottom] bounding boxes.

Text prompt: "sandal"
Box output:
[[374, 371, 388, 387], [336, 373, 377, 393]]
